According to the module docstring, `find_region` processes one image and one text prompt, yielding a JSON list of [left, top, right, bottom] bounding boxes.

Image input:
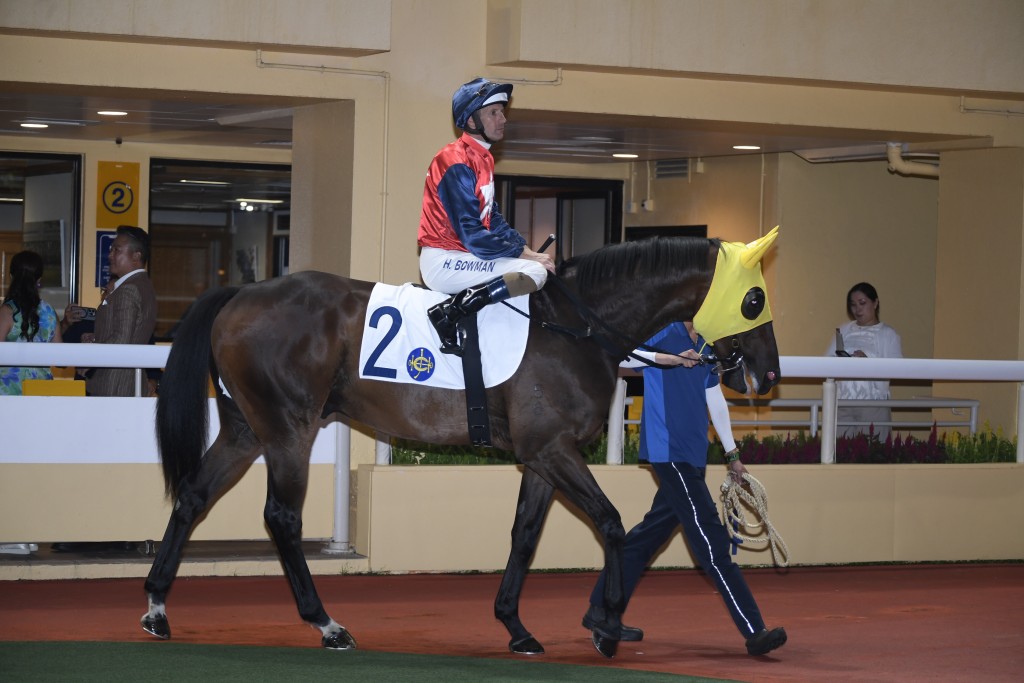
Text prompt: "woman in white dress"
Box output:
[[825, 282, 903, 439]]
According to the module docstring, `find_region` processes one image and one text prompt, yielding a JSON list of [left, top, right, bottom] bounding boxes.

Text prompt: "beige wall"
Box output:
[[624, 155, 771, 242], [934, 148, 1024, 431], [775, 155, 939, 360], [4, 462, 1021, 573], [356, 463, 1024, 571], [491, 0, 1024, 97], [0, 463, 337, 542]]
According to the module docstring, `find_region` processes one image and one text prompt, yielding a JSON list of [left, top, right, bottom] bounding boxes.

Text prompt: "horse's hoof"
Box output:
[[322, 627, 357, 650], [509, 636, 545, 655], [141, 613, 171, 640], [591, 630, 619, 659]]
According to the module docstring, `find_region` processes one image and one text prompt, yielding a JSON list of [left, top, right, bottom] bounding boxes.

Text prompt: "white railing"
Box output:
[[726, 397, 979, 436], [0, 343, 353, 553], [608, 356, 1024, 464], [3, 345, 1023, 470], [0, 343, 168, 397]]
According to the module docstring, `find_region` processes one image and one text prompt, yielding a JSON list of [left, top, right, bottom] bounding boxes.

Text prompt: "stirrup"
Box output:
[[427, 303, 465, 355]]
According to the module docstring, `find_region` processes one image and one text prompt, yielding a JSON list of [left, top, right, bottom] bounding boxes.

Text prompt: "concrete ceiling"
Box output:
[[0, 85, 984, 212]]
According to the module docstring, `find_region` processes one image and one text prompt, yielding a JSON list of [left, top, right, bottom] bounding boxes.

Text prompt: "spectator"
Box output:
[[825, 282, 903, 439], [583, 321, 787, 658], [0, 250, 63, 394], [83, 225, 157, 396]]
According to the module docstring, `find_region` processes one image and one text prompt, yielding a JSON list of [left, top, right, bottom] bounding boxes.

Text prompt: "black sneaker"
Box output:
[[746, 627, 787, 656], [581, 605, 644, 642]]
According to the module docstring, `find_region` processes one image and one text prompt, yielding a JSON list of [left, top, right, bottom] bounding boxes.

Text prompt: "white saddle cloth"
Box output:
[[357, 283, 530, 389]]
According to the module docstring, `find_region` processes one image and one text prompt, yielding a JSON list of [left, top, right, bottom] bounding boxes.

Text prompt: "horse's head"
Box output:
[[693, 227, 781, 395], [704, 322, 780, 395]]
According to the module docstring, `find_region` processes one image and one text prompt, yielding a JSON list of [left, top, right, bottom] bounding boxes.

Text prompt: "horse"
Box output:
[[141, 233, 781, 657]]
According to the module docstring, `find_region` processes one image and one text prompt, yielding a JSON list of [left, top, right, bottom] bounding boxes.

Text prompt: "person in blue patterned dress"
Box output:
[[0, 250, 62, 394]]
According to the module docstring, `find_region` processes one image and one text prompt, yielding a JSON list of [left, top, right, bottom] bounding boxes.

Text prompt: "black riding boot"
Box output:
[[428, 277, 511, 355]]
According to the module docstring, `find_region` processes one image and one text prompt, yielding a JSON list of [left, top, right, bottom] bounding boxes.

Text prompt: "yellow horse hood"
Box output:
[[692, 227, 779, 343]]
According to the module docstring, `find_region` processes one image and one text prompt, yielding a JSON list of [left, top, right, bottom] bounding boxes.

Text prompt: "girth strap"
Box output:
[[459, 315, 492, 447]]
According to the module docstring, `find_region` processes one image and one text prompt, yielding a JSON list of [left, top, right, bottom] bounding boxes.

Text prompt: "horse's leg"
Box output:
[[261, 439, 356, 650], [142, 422, 261, 640], [495, 466, 555, 654], [521, 444, 628, 658]]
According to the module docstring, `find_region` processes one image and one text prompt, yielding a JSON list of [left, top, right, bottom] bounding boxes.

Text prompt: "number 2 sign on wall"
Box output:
[[96, 161, 140, 229]]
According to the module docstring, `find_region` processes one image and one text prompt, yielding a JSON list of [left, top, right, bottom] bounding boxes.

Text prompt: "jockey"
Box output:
[[418, 77, 555, 355]]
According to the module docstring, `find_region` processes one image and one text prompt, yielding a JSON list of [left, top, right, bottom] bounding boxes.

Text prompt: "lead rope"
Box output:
[[720, 473, 790, 568]]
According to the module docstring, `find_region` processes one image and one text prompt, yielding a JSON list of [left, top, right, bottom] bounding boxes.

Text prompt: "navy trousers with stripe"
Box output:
[[589, 461, 766, 638]]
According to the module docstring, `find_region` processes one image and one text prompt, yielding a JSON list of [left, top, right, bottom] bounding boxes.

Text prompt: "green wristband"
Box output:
[[724, 448, 741, 463]]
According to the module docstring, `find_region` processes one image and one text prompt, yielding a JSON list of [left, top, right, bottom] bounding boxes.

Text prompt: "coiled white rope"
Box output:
[[720, 473, 790, 567]]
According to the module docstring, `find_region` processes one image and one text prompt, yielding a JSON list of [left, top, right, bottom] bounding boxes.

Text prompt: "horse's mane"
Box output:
[[563, 236, 719, 292]]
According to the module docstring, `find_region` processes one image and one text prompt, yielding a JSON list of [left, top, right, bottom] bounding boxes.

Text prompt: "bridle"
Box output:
[[695, 337, 745, 375], [502, 273, 746, 377]]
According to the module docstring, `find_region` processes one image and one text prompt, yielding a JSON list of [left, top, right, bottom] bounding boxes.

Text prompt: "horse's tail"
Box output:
[[155, 286, 241, 499]]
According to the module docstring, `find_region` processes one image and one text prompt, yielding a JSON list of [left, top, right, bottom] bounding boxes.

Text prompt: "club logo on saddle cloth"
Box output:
[[358, 283, 530, 389]]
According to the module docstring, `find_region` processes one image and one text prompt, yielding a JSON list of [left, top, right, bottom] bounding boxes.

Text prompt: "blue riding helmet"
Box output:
[[452, 78, 513, 130]]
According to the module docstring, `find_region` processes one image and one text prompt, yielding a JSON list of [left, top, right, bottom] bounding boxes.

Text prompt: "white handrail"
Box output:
[[782, 356, 1024, 381], [3, 347, 1023, 463], [0, 343, 169, 367]]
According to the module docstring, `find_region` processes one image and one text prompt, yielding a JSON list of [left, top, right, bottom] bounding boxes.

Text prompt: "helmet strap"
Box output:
[[467, 111, 495, 144]]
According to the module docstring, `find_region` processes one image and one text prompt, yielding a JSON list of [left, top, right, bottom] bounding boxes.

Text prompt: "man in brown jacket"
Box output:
[[84, 225, 157, 397]]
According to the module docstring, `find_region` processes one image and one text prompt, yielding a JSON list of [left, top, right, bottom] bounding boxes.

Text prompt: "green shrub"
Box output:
[[942, 423, 1018, 463]]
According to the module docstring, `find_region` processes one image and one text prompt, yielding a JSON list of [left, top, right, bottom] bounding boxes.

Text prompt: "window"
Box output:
[[148, 159, 290, 339], [0, 152, 82, 309]]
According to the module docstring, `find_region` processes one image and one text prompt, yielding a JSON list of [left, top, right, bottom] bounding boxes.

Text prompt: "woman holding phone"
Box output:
[[825, 282, 903, 439]]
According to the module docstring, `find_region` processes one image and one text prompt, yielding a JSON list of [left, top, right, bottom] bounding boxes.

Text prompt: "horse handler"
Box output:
[[583, 321, 787, 658], [418, 77, 555, 355]]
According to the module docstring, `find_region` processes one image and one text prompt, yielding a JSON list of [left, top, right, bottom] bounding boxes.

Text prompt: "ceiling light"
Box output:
[[733, 145, 761, 150], [0, 197, 24, 202], [180, 179, 230, 186], [235, 198, 284, 204], [97, 110, 128, 116], [613, 153, 639, 159], [19, 118, 85, 127]]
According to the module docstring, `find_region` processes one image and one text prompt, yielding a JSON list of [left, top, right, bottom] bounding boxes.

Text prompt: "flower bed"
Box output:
[[391, 425, 1017, 466]]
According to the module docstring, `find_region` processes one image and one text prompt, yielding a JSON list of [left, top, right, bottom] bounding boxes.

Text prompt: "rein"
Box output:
[[502, 274, 744, 373], [501, 273, 651, 361]]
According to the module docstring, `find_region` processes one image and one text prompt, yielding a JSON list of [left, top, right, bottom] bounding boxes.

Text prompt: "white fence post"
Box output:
[[322, 421, 352, 554], [1018, 383, 1024, 464], [375, 432, 392, 465], [606, 378, 627, 465], [820, 378, 838, 464]]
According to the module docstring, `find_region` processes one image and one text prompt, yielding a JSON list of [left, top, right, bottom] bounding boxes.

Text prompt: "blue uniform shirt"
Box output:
[[637, 322, 719, 466]]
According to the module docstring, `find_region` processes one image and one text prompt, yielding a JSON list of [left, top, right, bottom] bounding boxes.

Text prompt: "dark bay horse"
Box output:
[[141, 234, 781, 656]]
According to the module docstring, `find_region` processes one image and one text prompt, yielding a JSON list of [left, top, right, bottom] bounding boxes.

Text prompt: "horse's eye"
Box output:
[[741, 287, 765, 320]]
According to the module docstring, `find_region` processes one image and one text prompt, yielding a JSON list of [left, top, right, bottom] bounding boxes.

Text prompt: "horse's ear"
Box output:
[[740, 226, 779, 269]]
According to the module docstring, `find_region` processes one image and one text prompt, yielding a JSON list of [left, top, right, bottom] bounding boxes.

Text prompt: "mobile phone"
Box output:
[[834, 328, 851, 357], [73, 306, 97, 321]]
